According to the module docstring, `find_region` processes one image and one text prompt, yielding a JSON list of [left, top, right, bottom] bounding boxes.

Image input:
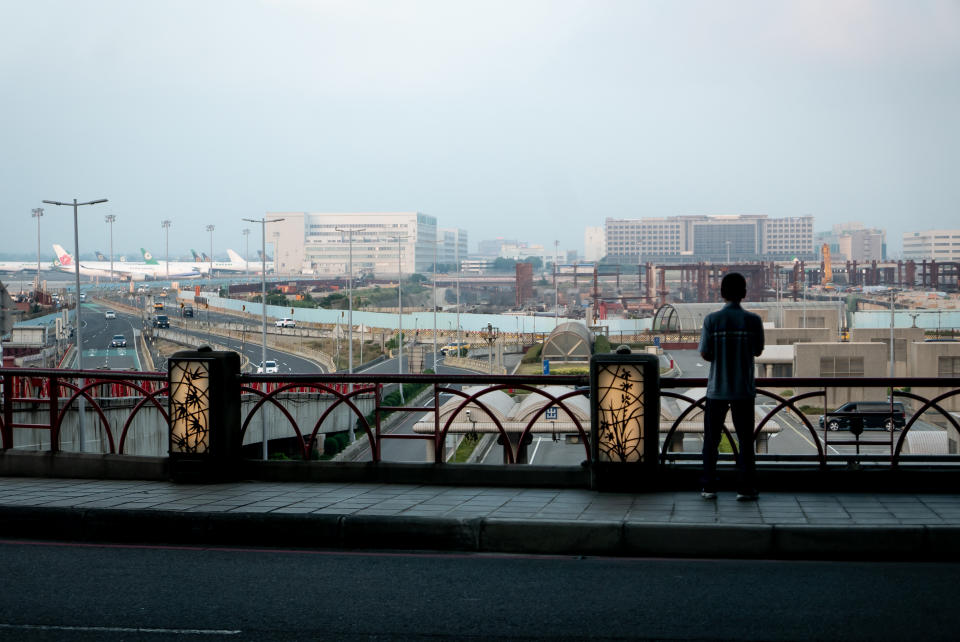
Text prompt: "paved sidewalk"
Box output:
[[1, 477, 958, 559]]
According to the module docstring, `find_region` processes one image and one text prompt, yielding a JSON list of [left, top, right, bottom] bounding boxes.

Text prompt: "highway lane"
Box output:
[[95, 300, 324, 373], [76, 303, 141, 370]]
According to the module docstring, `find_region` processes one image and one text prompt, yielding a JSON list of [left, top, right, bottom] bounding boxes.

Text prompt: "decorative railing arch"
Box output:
[[3, 368, 960, 470]]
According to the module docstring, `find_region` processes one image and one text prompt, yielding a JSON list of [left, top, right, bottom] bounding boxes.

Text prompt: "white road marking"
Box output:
[[528, 436, 545, 463], [0, 623, 241, 635]]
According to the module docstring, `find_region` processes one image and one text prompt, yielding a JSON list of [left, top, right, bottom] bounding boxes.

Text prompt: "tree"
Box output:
[[491, 257, 517, 272], [523, 256, 543, 269]]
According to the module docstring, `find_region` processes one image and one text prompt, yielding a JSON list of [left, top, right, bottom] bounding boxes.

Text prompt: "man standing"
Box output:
[[698, 272, 765, 501]]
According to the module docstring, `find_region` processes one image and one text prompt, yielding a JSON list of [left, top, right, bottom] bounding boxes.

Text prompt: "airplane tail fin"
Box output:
[[201, 252, 210, 261], [52, 244, 73, 267], [140, 248, 160, 265], [190, 249, 201, 261], [226, 249, 245, 265], [95, 251, 107, 261]]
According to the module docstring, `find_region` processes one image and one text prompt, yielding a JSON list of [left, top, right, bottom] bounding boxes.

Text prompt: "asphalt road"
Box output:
[[93, 297, 323, 373], [76, 303, 141, 370], [2, 538, 958, 641]]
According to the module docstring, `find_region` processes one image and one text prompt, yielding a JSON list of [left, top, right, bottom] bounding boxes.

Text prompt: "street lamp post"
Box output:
[[105, 214, 116, 281], [161, 220, 171, 279], [273, 231, 280, 276], [242, 216, 285, 460], [206, 225, 215, 267], [31, 208, 43, 294], [336, 226, 366, 421], [484, 323, 500, 374], [42, 197, 108, 452], [242, 228, 250, 276], [889, 289, 896, 380], [554, 240, 559, 324], [455, 236, 461, 358], [396, 235, 405, 403], [433, 237, 438, 372]]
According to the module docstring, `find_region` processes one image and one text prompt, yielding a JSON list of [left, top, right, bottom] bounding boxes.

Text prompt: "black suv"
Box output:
[[153, 314, 170, 328], [819, 401, 907, 432]]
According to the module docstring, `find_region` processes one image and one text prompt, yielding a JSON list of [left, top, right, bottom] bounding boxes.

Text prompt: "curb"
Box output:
[[2, 505, 958, 560]]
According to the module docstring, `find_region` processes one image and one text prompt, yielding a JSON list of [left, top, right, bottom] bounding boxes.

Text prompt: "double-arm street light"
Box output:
[[242, 216, 284, 460], [42, 197, 108, 452], [105, 214, 116, 281], [31, 208, 43, 293], [161, 220, 171, 278]]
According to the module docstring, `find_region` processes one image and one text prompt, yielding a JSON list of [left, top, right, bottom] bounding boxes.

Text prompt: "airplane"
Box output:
[[0, 259, 46, 274], [141, 247, 251, 276], [52, 244, 206, 281], [227, 249, 272, 274]]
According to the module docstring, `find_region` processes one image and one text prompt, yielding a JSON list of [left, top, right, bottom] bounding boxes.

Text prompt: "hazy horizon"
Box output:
[[2, 0, 958, 260]]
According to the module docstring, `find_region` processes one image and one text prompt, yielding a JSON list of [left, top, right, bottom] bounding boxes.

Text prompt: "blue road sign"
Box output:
[[653, 336, 660, 347], [543, 359, 550, 375]]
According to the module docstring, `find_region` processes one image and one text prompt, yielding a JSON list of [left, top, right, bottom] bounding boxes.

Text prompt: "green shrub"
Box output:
[[333, 432, 349, 450], [323, 437, 339, 456], [594, 335, 611, 354], [522, 344, 543, 363]]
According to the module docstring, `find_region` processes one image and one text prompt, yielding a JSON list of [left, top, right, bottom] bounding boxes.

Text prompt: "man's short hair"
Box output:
[[720, 272, 747, 301]]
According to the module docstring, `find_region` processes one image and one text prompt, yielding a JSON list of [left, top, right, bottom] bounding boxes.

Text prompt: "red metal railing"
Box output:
[[3, 367, 960, 468], [1, 368, 169, 454]]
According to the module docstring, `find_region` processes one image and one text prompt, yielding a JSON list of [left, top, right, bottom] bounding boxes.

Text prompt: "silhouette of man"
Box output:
[[698, 272, 765, 500]]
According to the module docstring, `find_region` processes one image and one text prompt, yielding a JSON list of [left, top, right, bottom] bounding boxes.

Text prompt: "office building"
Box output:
[[438, 228, 468, 269], [604, 214, 814, 263], [266, 212, 438, 275], [903, 230, 960, 262]]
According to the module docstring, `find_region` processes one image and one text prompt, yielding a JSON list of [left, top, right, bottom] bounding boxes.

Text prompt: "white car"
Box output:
[[275, 318, 296, 328], [256, 360, 278, 374], [104, 310, 116, 320]]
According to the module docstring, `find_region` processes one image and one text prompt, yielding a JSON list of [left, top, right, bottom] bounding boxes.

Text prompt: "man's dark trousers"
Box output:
[[701, 398, 757, 493]]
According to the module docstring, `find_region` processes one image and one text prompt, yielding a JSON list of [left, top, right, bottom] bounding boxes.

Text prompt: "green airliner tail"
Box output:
[[140, 248, 160, 265]]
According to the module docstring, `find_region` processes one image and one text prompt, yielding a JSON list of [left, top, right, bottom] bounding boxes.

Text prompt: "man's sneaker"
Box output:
[[736, 490, 759, 501], [701, 489, 717, 500]]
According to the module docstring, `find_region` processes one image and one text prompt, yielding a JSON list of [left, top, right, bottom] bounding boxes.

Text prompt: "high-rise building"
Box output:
[[584, 226, 605, 262], [604, 214, 814, 263], [903, 229, 960, 262], [266, 212, 438, 275], [816, 223, 885, 262], [439, 228, 468, 268]]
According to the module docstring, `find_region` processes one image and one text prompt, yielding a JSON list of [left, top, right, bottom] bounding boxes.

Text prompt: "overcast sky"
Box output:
[[2, 0, 958, 260]]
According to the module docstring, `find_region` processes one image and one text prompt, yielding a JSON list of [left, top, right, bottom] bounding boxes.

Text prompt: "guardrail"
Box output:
[[2, 367, 960, 470]]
